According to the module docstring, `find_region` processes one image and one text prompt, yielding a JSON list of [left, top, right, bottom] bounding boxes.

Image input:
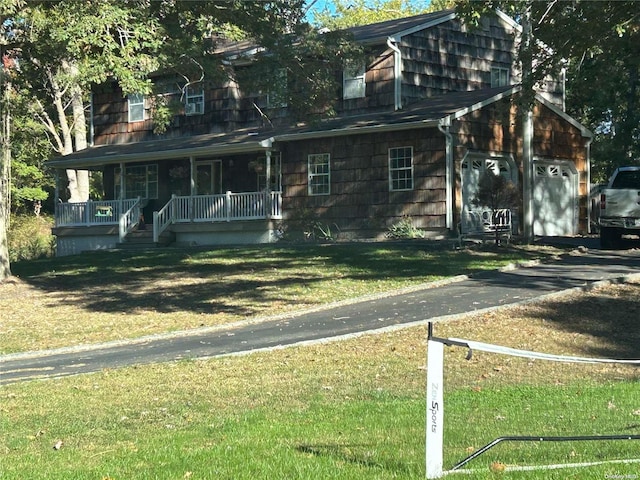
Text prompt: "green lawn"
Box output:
[[2, 243, 639, 479], [3, 243, 561, 354]]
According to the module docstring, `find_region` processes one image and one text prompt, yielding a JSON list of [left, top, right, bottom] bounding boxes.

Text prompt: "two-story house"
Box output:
[[48, 9, 592, 256]]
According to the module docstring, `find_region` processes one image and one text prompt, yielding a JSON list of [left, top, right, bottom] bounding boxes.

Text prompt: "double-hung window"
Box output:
[[128, 93, 145, 122], [308, 153, 330, 196], [343, 61, 366, 99], [491, 67, 510, 88], [115, 164, 158, 199], [185, 84, 205, 115], [389, 147, 413, 191]]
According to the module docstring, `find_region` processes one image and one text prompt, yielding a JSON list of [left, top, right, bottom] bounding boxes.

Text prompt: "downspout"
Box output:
[[387, 37, 402, 110], [438, 117, 454, 231]]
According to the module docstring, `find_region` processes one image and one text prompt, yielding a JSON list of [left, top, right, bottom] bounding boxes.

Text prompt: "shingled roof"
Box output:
[[345, 9, 456, 45], [47, 86, 518, 169]]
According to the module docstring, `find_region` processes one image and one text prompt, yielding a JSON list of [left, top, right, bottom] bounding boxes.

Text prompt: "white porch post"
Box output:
[[189, 156, 195, 196], [119, 162, 125, 217], [190, 156, 195, 221], [438, 118, 454, 230], [265, 149, 272, 219]]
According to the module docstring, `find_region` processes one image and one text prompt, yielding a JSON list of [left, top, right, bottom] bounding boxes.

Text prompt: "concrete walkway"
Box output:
[[2, 245, 639, 385]]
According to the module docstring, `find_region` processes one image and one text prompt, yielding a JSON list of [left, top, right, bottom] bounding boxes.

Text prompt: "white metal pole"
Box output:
[[426, 339, 444, 479]]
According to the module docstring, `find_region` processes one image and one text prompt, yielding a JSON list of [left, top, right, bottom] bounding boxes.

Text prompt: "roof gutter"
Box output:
[[47, 140, 274, 169], [274, 118, 439, 143], [387, 37, 402, 110]]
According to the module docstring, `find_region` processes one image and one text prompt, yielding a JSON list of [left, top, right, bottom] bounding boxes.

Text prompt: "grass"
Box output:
[[1, 243, 639, 479], [1, 243, 562, 354]]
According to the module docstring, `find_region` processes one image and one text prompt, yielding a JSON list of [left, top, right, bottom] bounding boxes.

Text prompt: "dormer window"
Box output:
[[343, 61, 366, 99], [185, 84, 204, 115], [491, 67, 510, 88], [128, 93, 145, 122]]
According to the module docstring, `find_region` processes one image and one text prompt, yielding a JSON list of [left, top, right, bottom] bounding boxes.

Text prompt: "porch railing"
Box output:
[[118, 197, 143, 243], [153, 191, 282, 243], [55, 198, 139, 227]]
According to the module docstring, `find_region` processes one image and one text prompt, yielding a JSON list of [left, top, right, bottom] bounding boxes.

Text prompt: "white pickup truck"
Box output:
[[599, 166, 640, 249]]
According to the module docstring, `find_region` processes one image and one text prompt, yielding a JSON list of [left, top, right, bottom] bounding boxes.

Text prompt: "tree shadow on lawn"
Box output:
[[517, 282, 640, 360], [11, 244, 553, 316], [296, 444, 416, 476]]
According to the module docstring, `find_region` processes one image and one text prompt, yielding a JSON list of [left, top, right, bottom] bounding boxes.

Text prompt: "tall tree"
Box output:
[[312, 0, 454, 29], [16, 1, 164, 202], [456, 1, 640, 181], [0, 0, 23, 282]]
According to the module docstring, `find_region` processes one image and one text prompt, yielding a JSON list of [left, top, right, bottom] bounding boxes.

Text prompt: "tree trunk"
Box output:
[[70, 77, 89, 201], [50, 62, 89, 202], [0, 77, 12, 282]]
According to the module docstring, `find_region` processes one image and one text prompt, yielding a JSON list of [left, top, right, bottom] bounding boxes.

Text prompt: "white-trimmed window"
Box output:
[[308, 153, 330, 196], [491, 67, 510, 88], [389, 147, 413, 191], [115, 164, 158, 199], [343, 61, 366, 99], [128, 93, 145, 122], [185, 84, 205, 115]]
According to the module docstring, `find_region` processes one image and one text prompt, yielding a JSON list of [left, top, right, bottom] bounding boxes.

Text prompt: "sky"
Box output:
[[306, 0, 433, 22]]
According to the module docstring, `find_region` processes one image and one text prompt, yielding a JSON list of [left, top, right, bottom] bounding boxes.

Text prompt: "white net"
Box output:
[[427, 329, 640, 477]]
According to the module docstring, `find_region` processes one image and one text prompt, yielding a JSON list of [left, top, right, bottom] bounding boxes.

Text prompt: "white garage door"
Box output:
[[533, 162, 578, 236]]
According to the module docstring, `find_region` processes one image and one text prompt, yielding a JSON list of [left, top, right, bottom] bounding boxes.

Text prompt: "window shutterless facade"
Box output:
[[308, 153, 330, 196], [128, 93, 145, 122], [389, 147, 413, 191], [343, 61, 366, 99], [491, 67, 510, 88], [115, 164, 158, 199], [185, 85, 205, 115]]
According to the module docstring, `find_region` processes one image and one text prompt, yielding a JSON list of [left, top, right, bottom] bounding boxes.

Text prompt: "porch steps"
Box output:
[[116, 228, 174, 250]]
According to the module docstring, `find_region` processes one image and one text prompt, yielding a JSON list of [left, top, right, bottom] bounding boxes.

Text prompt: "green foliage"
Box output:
[[7, 214, 55, 262], [456, 0, 640, 180], [472, 171, 519, 212], [277, 208, 342, 242], [311, 0, 450, 29], [309, 220, 340, 241], [10, 108, 55, 213], [386, 216, 425, 239]]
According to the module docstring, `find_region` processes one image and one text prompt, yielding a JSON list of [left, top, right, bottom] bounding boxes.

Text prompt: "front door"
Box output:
[[196, 160, 222, 195]]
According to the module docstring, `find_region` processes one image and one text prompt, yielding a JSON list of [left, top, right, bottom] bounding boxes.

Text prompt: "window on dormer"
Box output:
[[343, 61, 366, 99], [128, 93, 145, 122], [491, 67, 510, 88], [185, 84, 204, 115]]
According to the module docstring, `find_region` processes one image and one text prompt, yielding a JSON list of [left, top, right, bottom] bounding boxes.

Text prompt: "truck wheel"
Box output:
[[600, 227, 621, 249]]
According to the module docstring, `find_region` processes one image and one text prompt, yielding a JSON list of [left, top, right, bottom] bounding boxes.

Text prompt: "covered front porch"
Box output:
[[53, 190, 282, 253], [48, 130, 284, 255]]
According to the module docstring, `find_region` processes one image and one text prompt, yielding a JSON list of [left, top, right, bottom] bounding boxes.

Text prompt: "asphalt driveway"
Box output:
[[1, 243, 639, 385]]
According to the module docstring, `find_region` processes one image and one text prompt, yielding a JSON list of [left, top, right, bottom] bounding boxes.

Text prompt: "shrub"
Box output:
[[8, 215, 55, 262], [386, 217, 425, 239]]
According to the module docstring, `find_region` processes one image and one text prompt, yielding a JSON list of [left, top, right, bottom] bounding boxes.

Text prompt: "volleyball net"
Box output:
[[425, 322, 640, 478]]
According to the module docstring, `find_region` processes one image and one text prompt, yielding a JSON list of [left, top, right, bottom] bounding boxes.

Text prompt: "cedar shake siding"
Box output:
[[280, 129, 447, 236]]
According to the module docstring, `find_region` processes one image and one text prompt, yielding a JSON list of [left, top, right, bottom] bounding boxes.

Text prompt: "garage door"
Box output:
[[533, 161, 578, 236]]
